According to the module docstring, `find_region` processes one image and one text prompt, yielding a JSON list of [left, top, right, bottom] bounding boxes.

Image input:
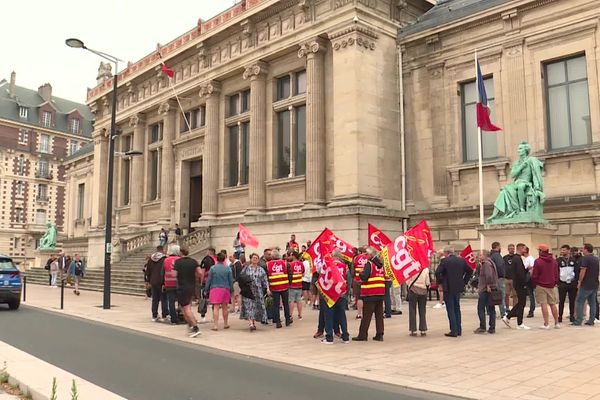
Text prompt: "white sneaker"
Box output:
[[554, 323, 562, 329], [433, 303, 445, 309], [517, 324, 531, 330], [539, 325, 550, 330], [595, 319, 600, 325], [502, 316, 512, 328], [151, 317, 158, 322], [321, 339, 333, 345]]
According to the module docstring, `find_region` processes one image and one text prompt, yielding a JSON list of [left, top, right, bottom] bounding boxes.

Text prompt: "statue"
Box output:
[[96, 62, 113, 84], [488, 141, 547, 224], [38, 223, 58, 250]]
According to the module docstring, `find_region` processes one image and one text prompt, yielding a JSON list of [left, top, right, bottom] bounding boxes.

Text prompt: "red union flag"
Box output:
[[404, 220, 434, 269], [460, 245, 477, 270], [368, 223, 392, 251], [325, 228, 355, 263], [304, 229, 334, 274], [381, 235, 423, 287], [238, 224, 259, 248], [317, 253, 347, 307]]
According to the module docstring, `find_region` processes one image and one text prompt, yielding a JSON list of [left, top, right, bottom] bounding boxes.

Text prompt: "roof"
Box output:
[[65, 141, 94, 161], [398, 0, 514, 38], [0, 79, 94, 137]]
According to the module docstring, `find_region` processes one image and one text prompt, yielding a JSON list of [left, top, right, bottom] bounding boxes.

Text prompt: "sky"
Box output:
[[1, 0, 237, 104]]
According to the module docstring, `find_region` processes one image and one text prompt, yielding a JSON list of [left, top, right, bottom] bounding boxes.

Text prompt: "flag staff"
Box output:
[[476, 51, 485, 251], [157, 46, 192, 134]]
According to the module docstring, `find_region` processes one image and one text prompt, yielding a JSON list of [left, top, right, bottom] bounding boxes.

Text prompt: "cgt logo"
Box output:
[[389, 236, 421, 280], [270, 261, 285, 274], [370, 231, 385, 248], [319, 265, 345, 294]]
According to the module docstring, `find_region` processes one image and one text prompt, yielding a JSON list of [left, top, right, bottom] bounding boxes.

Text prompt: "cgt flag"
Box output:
[[460, 244, 477, 270], [238, 224, 259, 248], [368, 223, 392, 251], [316, 253, 347, 308], [404, 220, 434, 270], [381, 235, 422, 287], [304, 228, 354, 272]]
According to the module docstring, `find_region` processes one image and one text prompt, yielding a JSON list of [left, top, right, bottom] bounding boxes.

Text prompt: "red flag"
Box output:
[[161, 63, 174, 78], [238, 224, 259, 248], [303, 229, 334, 274], [317, 253, 347, 307], [460, 244, 477, 270], [368, 223, 392, 251], [404, 220, 434, 269], [381, 235, 422, 287]]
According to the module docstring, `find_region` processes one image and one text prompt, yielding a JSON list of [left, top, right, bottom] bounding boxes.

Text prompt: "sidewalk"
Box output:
[[20, 284, 600, 400]]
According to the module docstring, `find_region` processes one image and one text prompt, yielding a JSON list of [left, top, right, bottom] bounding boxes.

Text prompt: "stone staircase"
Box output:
[[25, 228, 211, 297]]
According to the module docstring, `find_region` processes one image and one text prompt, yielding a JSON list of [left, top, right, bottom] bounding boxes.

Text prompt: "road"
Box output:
[[0, 306, 459, 400]]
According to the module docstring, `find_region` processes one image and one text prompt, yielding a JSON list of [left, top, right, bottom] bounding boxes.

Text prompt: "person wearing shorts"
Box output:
[[174, 247, 202, 337], [531, 244, 560, 329]]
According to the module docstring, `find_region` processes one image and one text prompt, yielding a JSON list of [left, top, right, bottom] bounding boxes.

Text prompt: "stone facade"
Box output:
[[399, 0, 600, 251]]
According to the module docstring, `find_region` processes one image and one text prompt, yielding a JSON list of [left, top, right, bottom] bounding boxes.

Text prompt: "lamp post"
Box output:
[[66, 38, 123, 309]]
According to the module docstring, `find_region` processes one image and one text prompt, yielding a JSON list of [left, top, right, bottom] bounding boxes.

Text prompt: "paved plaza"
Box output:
[[12, 284, 600, 400]]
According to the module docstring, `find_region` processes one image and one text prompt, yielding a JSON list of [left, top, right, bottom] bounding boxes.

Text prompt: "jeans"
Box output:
[[357, 300, 384, 339], [50, 271, 58, 286], [324, 297, 349, 342], [557, 282, 577, 322], [477, 291, 496, 330], [271, 290, 290, 324], [574, 287, 597, 325], [497, 278, 506, 315], [151, 285, 168, 319], [165, 288, 179, 323], [444, 293, 462, 335], [384, 281, 392, 316], [528, 286, 536, 315], [408, 292, 427, 332], [508, 288, 527, 325]]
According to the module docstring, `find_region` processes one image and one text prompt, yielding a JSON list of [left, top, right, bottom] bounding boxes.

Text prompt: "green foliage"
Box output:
[[70, 379, 79, 400], [0, 361, 9, 384], [50, 377, 58, 400]]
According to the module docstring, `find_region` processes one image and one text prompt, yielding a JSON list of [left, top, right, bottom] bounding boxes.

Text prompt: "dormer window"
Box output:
[[69, 118, 80, 134], [19, 107, 28, 119], [41, 111, 52, 127]]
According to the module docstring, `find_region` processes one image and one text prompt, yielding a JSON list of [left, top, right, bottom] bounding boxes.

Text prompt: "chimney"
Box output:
[[9, 71, 16, 98], [38, 83, 52, 102]]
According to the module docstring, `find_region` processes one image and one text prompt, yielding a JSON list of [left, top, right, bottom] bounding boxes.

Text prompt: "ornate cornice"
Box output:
[[297, 37, 328, 58], [242, 61, 269, 80], [329, 23, 379, 52], [329, 24, 379, 41], [198, 80, 221, 98]]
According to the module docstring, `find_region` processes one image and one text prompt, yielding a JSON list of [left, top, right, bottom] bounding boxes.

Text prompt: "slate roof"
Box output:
[[0, 78, 94, 137], [399, 0, 514, 38]]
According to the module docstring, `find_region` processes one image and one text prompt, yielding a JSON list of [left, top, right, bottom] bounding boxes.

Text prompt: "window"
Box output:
[[19, 107, 28, 119], [69, 141, 79, 155], [295, 106, 307, 176], [277, 75, 291, 100], [227, 123, 250, 187], [15, 181, 24, 197], [545, 55, 591, 150], [14, 208, 23, 223], [69, 118, 80, 134], [40, 134, 50, 153], [276, 110, 291, 178], [35, 209, 46, 225], [41, 111, 52, 127], [77, 183, 85, 220], [18, 129, 28, 145], [229, 94, 240, 117], [148, 150, 159, 200], [121, 136, 131, 205], [14, 237, 21, 250], [17, 156, 25, 176], [181, 106, 206, 133], [241, 90, 251, 113], [228, 90, 250, 117], [149, 123, 163, 143], [461, 78, 498, 161], [38, 160, 49, 178], [37, 184, 48, 201], [295, 71, 307, 95], [277, 71, 306, 100]]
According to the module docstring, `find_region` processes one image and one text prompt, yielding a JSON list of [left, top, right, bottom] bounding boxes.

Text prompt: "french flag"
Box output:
[[476, 60, 501, 132]]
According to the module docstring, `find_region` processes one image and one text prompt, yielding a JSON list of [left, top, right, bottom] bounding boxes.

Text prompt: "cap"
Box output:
[[537, 243, 550, 252]]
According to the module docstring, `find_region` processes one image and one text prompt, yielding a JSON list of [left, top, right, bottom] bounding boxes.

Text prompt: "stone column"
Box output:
[[129, 114, 145, 226], [90, 128, 108, 228], [199, 81, 221, 219], [67, 172, 76, 238], [159, 101, 177, 224], [243, 62, 268, 215], [298, 39, 327, 208], [427, 62, 449, 208]]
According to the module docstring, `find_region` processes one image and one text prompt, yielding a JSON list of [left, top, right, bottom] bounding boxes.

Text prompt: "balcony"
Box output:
[[35, 172, 53, 180], [36, 195, 49, 203], [25, 223, 46, 233]]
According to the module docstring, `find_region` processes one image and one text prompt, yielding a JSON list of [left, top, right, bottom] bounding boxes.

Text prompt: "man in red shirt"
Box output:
[[531, 243, 560, 329]]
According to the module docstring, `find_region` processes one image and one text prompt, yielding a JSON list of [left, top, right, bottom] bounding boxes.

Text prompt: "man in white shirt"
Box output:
[[523, 246, 536, 318]]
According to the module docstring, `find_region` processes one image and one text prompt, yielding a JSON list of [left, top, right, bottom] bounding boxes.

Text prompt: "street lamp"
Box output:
[[66, 38, 124, 310]]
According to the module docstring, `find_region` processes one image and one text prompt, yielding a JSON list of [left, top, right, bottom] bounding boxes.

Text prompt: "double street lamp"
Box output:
[[66, 38, 142, 309]]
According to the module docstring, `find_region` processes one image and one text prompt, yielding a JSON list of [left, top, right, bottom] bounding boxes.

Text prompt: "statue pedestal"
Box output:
[[33, 249, 57, 269], [478, 223, 557, 252]]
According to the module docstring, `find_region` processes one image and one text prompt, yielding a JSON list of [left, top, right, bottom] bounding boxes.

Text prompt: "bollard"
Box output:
[[60, 279, 65, 310], [22, 276, 26, 302]]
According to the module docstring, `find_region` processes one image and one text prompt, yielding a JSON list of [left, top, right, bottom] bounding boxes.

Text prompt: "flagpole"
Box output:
[[476, 51, 485, 251], [157, 47, 192, 134]]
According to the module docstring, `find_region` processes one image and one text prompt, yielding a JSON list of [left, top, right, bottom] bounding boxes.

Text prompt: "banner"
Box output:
[[404, 220, 434, 269], [460, 245, 476, 270], [381, 235, 423, 287], [316, 254, 347, 308], [368, 223, 392, 251], [303, 228, 354, 272], [238, 224, 259, 248]]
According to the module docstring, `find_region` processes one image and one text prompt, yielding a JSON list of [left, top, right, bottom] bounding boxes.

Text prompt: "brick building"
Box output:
[[0, 73, 93, 266]]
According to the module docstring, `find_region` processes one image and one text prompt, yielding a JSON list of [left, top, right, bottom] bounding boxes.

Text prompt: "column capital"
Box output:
[[158, 100, 177, 115], [199, 80, 221, 98], [297, 37, 328, 58], [242, 61, 268, 81], [128, 113, 146, 128]]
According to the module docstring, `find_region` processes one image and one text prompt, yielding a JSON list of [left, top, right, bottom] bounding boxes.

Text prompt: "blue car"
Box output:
[[0, 255, 22, 310]]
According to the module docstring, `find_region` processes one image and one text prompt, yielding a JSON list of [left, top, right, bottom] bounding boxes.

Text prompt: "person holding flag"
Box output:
[[353, 247, 386, 342], [266, 251, 293, 329], [288, 252, 305, 321], [320, 250, 350, 345], [352, 247, 368, 320]]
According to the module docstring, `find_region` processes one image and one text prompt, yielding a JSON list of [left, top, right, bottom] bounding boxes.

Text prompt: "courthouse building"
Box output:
[[65, 0, 600, 268], [0, 73, 93, 265]]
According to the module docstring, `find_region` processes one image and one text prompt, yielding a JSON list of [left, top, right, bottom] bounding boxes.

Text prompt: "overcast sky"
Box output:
[[1, 0, 236, 104]]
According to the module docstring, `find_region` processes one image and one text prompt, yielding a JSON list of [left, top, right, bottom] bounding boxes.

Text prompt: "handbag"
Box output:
[[489, 288, 503, 306], [405, 270, 424, 301]]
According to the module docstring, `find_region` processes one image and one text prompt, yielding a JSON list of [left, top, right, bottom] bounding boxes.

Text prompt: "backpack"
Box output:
[[74, 262, 83, 276]]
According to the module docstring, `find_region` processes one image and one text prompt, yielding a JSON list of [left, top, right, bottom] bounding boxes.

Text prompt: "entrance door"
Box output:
[[188, 161, 202, 229]]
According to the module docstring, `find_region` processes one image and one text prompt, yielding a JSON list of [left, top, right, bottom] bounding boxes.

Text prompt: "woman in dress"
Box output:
[[205, 252, 234, 331], [239, 253, 270, 331]]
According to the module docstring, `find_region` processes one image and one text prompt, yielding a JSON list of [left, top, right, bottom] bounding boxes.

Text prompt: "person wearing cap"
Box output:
[[531, 244, 560, 329]]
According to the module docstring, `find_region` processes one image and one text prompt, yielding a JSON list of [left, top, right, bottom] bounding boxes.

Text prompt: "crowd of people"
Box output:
[[141, 233, 600, 342], [44, 252, 86, 295]]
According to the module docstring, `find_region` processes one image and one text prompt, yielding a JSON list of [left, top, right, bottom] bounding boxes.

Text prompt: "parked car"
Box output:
[[0, 255, 22, 310]]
